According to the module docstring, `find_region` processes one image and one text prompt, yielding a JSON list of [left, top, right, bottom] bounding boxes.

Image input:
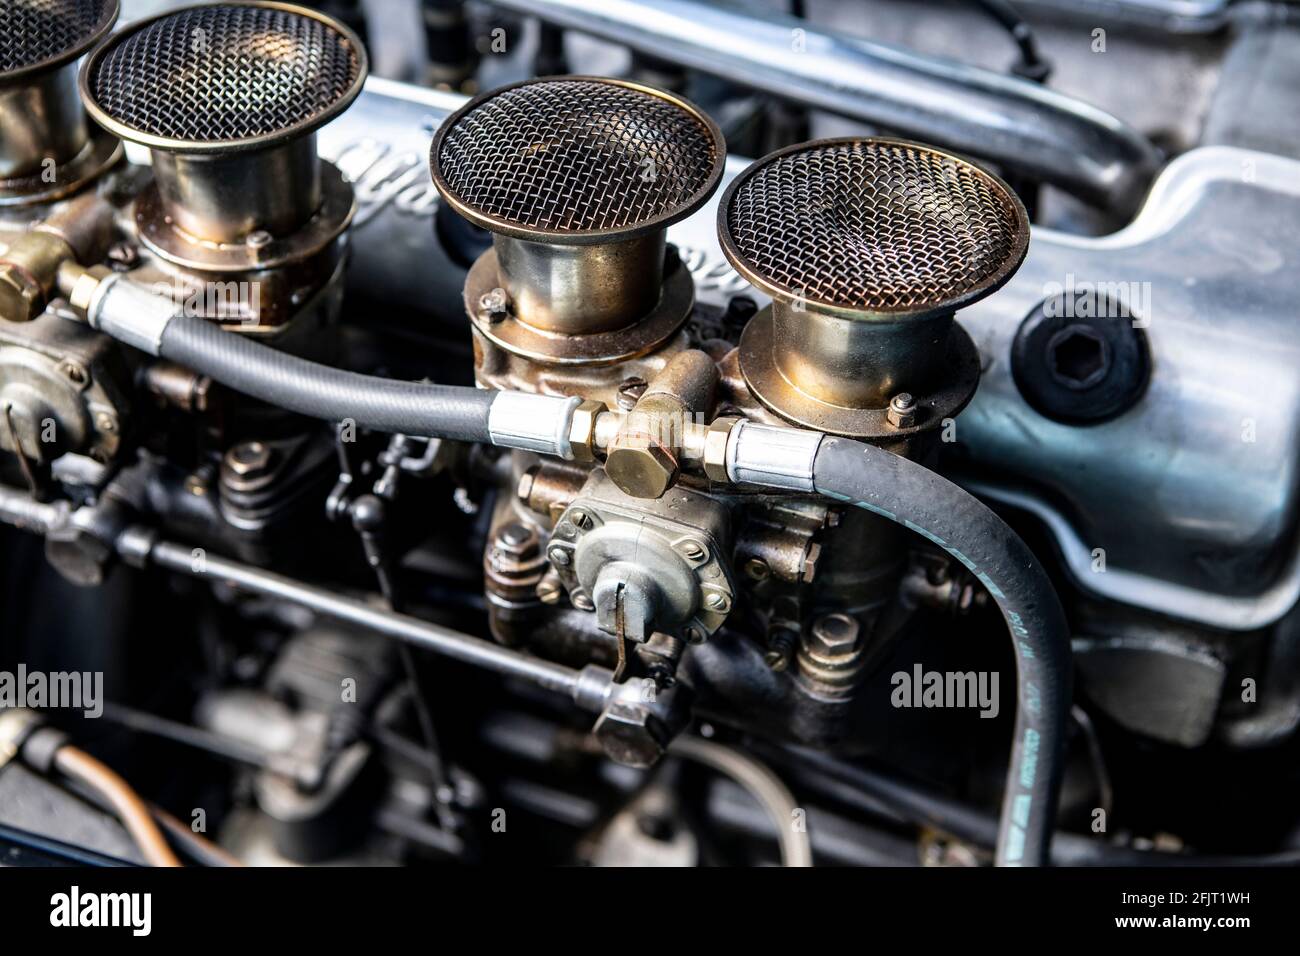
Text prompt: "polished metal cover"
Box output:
[[720, 138, 1029, 318], [80, 2, 365, 151], [430, 77, 724, 243], [0, 0, 117, 81]]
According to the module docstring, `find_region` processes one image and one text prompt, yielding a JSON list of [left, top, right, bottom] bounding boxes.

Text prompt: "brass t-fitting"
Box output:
[[605, 350, 719, 498]]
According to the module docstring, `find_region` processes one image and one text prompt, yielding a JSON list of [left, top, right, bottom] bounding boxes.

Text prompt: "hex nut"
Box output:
[[703, 416, 739, 483], [806, 613, 861, 658], [593, 702, 670, 769], [225, 441, 273, 478], [568, 399, 607, 463], [887, 392, 918, 429], [64, 265, 112, 314], [0, 266, 42, 322], [0, 232, 75, 322], [605, 441, 678, 499]]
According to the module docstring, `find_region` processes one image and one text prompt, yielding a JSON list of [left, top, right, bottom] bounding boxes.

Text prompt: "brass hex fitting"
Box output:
[[605, 350, 719, 499], [605, 439, 678, 500], [0, 230, 76, 322], [567, 399, 607, 463], [59, 262, 111, 313], [703, 416, 739, 483]]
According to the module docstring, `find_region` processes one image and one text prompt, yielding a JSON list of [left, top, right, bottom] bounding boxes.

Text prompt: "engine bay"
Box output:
[[2, 0, 1300, 871]]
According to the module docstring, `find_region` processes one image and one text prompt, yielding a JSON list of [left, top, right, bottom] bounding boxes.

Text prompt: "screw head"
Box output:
[[536, 577, 563, 605], [58, 360, 89, 387], [571, 590, 594, 611], [616, 377, 648, 411], [245, 230, 273, 250], [1047, 324, 1111, 390], [744, 558, 770, 581], [106, 242, 139, 271], [705, 591, 730, 612], [569, 509, 592, 530], [676, 539, 707, 564], [547, 546, 571, 567], [478, 287, 511, 322], [764, 648, 789, 671]]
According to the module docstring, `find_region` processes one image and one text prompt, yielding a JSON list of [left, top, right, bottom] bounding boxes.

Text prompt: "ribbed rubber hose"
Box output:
[[811, 436, 1070, 867], [158, 314, 496, 442]]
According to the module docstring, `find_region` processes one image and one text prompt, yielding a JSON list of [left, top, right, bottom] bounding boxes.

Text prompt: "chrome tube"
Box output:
[[0, 65, 88, 179], [488, 0, 1161, 215], [771, 302, 952, 409], [151, 136, 323, 243], [494, 232, 666, 334]]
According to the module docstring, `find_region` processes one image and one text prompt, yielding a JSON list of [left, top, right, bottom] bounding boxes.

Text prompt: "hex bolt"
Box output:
[[498, 523, 530, 546], [547, 546, 571, 567], [225, 441, 273, 478], [478, 287, 511, 322], [495, 522, 537, 558], [887, 392, 918, 428], [807, 613, 862, 658]]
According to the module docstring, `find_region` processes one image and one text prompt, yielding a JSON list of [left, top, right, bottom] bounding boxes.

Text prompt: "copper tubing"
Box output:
[[150, 803, 243, 867], [52, 744, 182, 867]]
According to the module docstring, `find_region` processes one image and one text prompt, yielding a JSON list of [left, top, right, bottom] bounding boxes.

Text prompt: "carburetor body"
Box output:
[[430, 78, 1031, 747]]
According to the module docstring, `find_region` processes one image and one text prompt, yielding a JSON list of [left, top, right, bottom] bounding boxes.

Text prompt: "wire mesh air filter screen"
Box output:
[[435, 79, 721, 236], [724, 140, 1027, 314], [0, 0, 113, 74], [85, 4, 361, 144]]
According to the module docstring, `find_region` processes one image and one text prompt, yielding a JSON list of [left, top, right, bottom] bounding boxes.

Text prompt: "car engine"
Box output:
[[1, 0, 1299, 869]]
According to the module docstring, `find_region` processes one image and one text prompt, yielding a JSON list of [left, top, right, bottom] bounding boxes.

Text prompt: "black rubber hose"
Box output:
[[811, 436, 1071, 867], [158, 314, 496, 442], [777, 743, 1300, 867]]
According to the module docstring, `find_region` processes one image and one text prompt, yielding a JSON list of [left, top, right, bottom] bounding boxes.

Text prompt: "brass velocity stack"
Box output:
[[0, 0, 120, 204], [720, 138, 1029, 440], [79, 1, 366, 267], [431, 76, 724, 363]]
